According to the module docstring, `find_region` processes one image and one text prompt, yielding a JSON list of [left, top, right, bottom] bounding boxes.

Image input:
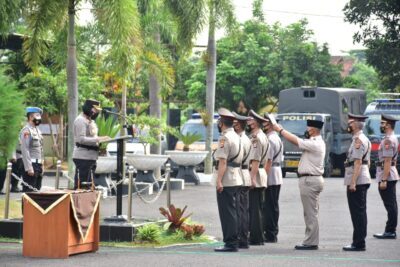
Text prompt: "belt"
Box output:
[[272, 162, 281, 167], [76, 143, 99, 151], [298, 173, 320, 177], [375, 161, 396, 167], [16, 150, 22, 154], [344, 160, 369, 167], [242, 165, 248, 169], [31, 159, 43, 164], [215, 161, 241, 170]]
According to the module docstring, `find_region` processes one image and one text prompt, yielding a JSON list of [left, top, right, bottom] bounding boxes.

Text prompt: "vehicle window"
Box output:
[[279, 120, 308, 136], [181, 122, 219, 141], [363, 114, 400, 136], [342, 98, 348, 114]]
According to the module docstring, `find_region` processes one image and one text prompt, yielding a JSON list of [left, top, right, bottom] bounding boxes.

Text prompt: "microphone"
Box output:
[[103, 109, 136, 136]]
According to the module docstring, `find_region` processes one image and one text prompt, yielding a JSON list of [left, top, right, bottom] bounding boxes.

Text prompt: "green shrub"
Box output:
[[136, 224, 161, 243]]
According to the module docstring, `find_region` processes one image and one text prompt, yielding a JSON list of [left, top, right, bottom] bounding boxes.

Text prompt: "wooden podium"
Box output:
[[22, 190, 100, 258]]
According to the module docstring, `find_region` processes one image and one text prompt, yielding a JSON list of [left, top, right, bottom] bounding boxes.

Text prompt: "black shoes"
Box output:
[[373, 232, 397, 239], [343, 244, 366, 251], [265, 238, 278, 243], [249, 241, 264, 246], [214, 246, 238, 252], [295, 244, 318, 250], [238, 243, 249, 249]]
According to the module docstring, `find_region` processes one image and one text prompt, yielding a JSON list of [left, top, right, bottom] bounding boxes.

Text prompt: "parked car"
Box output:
[[363, 99, 400, 177]]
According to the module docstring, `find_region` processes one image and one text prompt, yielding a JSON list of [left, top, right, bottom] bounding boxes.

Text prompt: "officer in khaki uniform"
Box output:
[[213, 108, 243, 252], [343, 113, 371, 251], [232, 111, 251, 249], [272, 117, 325, 250], [20, 107, 44, 192], [262, 113, 283, 243], [73, 99, 109, 190], [247, 110, 269, 245], [373, 114, 399, 239]]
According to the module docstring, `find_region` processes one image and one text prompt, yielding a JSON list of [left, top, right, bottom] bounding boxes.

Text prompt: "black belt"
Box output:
[[272, 162, 281, 167], [75, 143, 99, 151], [376, 161, 396, 167], [298, 173, 320, 177], [242, 165, 248, 169], [344, 160, 369, 167], [16, 150, 22, 154], [215, 161, 241, 170]]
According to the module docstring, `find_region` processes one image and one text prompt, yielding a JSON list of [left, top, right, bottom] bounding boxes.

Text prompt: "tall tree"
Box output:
[[343, 0, 400, 90]]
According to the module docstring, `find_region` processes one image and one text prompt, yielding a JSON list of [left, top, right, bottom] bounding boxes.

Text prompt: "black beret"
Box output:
[[307, 119, 324, 129], [84, 99, 102, 110]]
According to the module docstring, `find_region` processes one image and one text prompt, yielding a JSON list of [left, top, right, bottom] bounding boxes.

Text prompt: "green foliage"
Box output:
[[343, 0, 400, 90], [159, 204, 192, 232], [136, 223, 161, 243], [0, 71, 25, 168], [178, 132, 202, 151], [96, 115, 121, 151], [0, 0, 24, 34], [186, 19, 342, 110]]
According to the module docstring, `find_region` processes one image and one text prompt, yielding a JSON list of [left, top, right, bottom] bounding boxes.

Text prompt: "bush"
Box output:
[[159, 204, 192, 232], [136, 224, 161, 243]]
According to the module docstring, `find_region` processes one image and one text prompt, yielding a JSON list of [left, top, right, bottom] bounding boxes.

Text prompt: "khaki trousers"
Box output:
[[298, 176, 324, 246]]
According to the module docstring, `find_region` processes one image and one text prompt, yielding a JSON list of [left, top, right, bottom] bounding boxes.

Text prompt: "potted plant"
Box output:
[[178, 132, 202, 151]]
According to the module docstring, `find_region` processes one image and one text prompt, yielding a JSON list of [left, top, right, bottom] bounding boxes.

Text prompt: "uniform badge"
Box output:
[[354, 138, 362, 149], [219, 139, 225, 148], [252, 138, 258, 148], [384, 139, 391, 150]]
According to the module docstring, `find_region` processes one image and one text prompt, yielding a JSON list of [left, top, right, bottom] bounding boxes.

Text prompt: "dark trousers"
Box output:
[[379, 180, 398, 233], [249, 188, 265, 243], [347, 184, 369, 248], [22, 163, 43, 192], [11, 159, 23, 189], [73, 159, 97, 190], [0, 167, 5, 192], [236, 187, 249, 245], [264, 185, 281, 242], [217, 186, 240, 248]]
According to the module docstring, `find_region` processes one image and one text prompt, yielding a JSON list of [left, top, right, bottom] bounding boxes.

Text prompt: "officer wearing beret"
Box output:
[[273, 118, 325, 250], [247, 110, 269, 246], [343, 113, 371, 251], [213, 108, 243, 252], [232, 111, 251, 249], [73, 99, 109, 190], [262, 113, 283, 243], [20, 107, 44, 192], [373, 114, 399, 239]]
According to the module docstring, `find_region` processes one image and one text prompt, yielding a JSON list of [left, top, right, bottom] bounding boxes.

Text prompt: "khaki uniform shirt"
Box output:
[[213, 128, 243, 187], [376, 133, 399, 182], [344, 131, 371, 185], [248, 129, 269, 187], [239, 131, 251, 186], [266, 131, 283, 186], [19, 123, 44, 172], [72, 114, 99, 160], [297, 135, 325, 176]]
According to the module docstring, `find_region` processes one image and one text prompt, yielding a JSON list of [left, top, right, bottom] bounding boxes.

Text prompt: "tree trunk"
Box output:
[[204, 5, 216, 174], [59, 113, 64, 161], [67, 0, 78, 183]]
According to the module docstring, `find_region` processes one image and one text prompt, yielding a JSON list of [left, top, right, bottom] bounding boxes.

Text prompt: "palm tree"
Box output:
[[21, 0, 141, 176]]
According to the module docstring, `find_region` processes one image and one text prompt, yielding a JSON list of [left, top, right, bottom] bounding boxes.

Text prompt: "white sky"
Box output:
[[196, 0, 364, 55], [78, 0, 364, 55]]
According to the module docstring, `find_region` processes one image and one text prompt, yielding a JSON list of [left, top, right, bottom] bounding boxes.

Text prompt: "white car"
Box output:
[[106, 133, 167, 156]]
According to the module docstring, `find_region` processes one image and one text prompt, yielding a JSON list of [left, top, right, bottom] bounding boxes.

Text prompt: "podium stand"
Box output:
[[22, 190, 101, 258], [100, 135, 132, 222]]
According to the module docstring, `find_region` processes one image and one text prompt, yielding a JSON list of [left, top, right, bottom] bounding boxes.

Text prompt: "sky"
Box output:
[[196, 0, 364, 55], [78, 0, 364, 56]]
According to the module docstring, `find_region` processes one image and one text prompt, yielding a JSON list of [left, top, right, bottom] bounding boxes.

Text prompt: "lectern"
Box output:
[[22, 190, 100, 258]]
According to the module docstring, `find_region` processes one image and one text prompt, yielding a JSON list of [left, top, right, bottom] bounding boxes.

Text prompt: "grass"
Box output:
[[0, 237, 21, 243], [0, 198, 22, 219]]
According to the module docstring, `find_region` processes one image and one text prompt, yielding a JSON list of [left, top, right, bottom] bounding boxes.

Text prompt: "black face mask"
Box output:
[[262, 125, 269, 133], [217, 122, 222, 133], [91, 112, 99, 120], [246, 125, 253, 134], [304, 130, 310, 139], [380, 125, 386, 134], [347, 124, 353, 133], [33, 118, 42, 126]]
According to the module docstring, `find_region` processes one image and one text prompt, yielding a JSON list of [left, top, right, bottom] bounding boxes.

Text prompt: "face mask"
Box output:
[[262, 125, 269, 133], [91, 112, 99, 120], [346, 124, 353, 133], [33, 117, 42, 126], [304, 130, 310, 139], [380, 125, 386, 134], [217, 122, 222, 133], [246, 124, 253, 133]]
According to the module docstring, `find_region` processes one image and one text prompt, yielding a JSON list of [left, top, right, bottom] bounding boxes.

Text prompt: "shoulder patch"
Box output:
[[219, 138, 225, 148], [354, 137, 362, 149], [384, 139, 392, 150], [23, 131, 30, 139]]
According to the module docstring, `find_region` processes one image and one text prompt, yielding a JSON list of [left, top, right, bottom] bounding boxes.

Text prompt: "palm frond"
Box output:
[[0, 0, 23, 35]]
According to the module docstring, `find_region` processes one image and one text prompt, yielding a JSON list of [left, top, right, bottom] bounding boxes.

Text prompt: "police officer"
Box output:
[[272, 117, 325, 250], [247, 110, 269, 246], [262, 113, 283, 243], [20, 107, 44, 192], [373, 114, 399, 239], [232, 111, 251, 249], [213, 108, 243, 252], [343, 113, 371, 251], [73, 99, 109, 190]]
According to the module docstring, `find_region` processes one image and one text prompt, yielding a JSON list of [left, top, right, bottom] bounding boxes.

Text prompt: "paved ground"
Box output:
[[1, 174, 400, 267]]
